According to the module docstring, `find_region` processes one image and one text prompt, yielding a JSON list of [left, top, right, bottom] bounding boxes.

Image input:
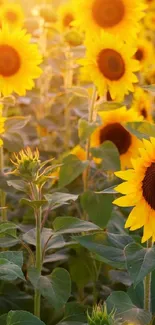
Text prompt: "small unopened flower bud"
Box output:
[[11, 147, 40, 181], [87, 303, 117, 325]]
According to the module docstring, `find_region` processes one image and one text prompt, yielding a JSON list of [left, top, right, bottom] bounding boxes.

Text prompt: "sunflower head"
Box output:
[[0, 3, 24, 28], [80, 32, 140, 102], [74, 0, 146, 41], [131, 86, 153, 121], [134, 37, 154, 71], [144, 11, 155, 31], [113, 137, 155, 243], [0, 24, 42, 96], [91, 106, 143, 169], [11, 147, 40, 181], [57, 1, 76, 31]]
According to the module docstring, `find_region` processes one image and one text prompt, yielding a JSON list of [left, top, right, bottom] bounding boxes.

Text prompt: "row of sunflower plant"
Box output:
[[0, 0, 155, 325]]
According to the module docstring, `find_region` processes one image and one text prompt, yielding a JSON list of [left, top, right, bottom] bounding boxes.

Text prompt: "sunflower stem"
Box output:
[[31, 184, 42, 319], [0, 146, 7, 222], [64, 46, 73, 150], [144, 238, 152, 312], [83, 86, 97, 193]]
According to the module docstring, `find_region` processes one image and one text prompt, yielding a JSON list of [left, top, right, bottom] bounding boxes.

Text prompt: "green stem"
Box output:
[[0, 146, 6, 221], [34, 207, 42, 318], [64, 47, 73, 150], [32, 185, 42, 319], [83, 86, 97, 192], [144, 238, 152, 312]]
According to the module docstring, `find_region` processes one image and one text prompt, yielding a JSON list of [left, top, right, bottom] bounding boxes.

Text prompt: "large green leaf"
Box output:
[[78, 119, 98, 142], [59, 155, 89, 188], [0, 258, 25, 281], [0, 222, 18, 238], [23, 228, 65, 251], [106, 291, 151, 325], [81, 191, 113, 228], [45, 192, 78, 210], [90, 141, 120, 171], [125, 121, 155, 139], [61, 302, 86, 323], [53, 216, 100, 234], [28, 267, 71, 310], [0, 251, 23, 267], [74, 232, 133, 268], [125, 242, 155, 286], [69, 247, 97, 289], [6, 311, 45, 325]]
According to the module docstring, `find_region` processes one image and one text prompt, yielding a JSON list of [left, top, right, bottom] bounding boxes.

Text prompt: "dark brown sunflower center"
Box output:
[[141, 108, 147, 119], [142, 162, 155, 210], [97, 48, 125, 81], [99, 122, 131, 154], [0, 45, 21, 77], [63, 13, 74, 27], [135, 48, 144, 61], [5, 11, 18, 23], [92, 0, 125, 28]]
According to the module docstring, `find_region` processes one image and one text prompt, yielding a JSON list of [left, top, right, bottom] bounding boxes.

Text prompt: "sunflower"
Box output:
[[0, 24, 42, 97], [57, 1, 76, 31], [81, 32, 140, 101], [91, 107, 143, 169], [131, 87, 153, 121], [113, 138, 155, 243], [71, 145, 86, 160], [74, 0, 146, 41], [144, 11, 155, 31], [145, 0, 155, 9], [0, 4, 24, 28], [134, 37, 154, 70]]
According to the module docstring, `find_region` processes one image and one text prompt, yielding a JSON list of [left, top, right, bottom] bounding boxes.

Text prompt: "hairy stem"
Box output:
[[144, 238, 152, 312], [0, 146, 6, 221], [83, 86, 97, 192]]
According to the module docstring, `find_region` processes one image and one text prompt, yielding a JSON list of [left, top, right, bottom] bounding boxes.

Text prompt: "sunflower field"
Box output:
[[2, 0, 155, 324]]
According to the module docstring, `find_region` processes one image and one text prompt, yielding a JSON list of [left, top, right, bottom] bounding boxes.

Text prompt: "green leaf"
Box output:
[[106, 291, 151, 325], [0, 258, 25, 281], [68, 87, 89, 98], [90, 141, 121, 171], [5, 116, 30, 132], [23, 227, 65, 251], [0, 251, 23, 268], [0, 314, 7, 325], [20, 198, 47, 209], [81, 191, 113, 228], [74, 232, 133, 269], [78, 119, 98, 142], [125, 121, 155, 139], [29, 267, 71, 310], [69, 247, 97, 289], [0, 237, 19, 248], [59, 155, 89, 188], [7, 180, 27, 192], [95, 186, 116, 194], [0, 222, 18, 238], [62, 302, 86, 323], [125, 242, 155, 286], [95, 100, 123, 111], [3, 133, 24, 152], [45, 192, 78, 210], [53, 216, 100, 234], [7, 310, 45, 325]]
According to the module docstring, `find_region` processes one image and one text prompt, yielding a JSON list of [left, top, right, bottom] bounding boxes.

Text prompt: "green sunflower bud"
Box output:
[[87, 303, 117, 325]]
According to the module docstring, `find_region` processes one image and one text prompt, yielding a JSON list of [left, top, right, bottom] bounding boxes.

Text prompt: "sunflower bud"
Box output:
[[64, 29, 84, 47], [11, 147, 40, 181], [87, 303, 117, 325]]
